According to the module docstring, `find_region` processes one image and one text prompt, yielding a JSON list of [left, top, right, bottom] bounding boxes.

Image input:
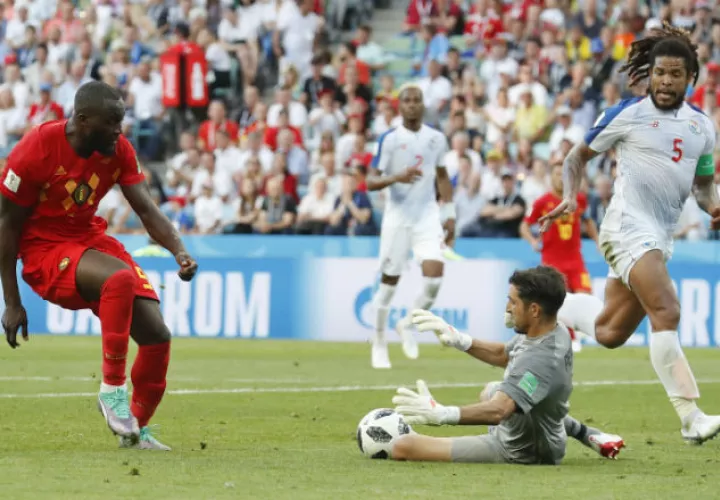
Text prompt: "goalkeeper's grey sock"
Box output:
[[413, 277, 443, 310], [564, 416, 599, 448], [372, 283, 396, 342]]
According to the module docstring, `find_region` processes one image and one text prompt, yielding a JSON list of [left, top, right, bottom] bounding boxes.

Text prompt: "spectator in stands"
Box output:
[[234, 86, 260, 130], [45, 0, 85, 45], [483, 87, 514, 146], [444, 48, 466, 85], [256, 175, 297, 235], [513, 86, 549, 143], [264, 108, 304, 151], [690, 62, 720, 114], [242, 156, 266, 193], [214, 129, 244, 179], [194, 181, 224, 234], [27, 82, 63, 129], [275, 0, 324, 80], [325, 171, 376, 236], [71, 38, 103, 82], [354, 25, 386, 72], [404, 0, 439, 33], [465, 168, 526, 238], [169, 131, 197, 172], [520, 159, 550, 214], [548, 105, 584, 155], [198, 100, 240, 152], [335, 65, 373, 117], [310, 150, 342, 198], [336, 113, 364, 172], [600, 81, 621, 110], [479, 38, 518, 100], [481, 149, 505, 201], [444, 131, 482, 182], [218, 5, 259, 89], [414, 23, 449, 77], [347, 134, 372, 170], [455, 169, 485, 236], [588, 173, 612, 228], [268, 86, 309, 128], [372, 98, 400, 138], [509, 62, 548, 107], [265, 151, 299, 203], [338, 42, 371, 86], [127, 57, 164, 161], [0, 88, 26, 156], [277, 128, 310, 185], [23, 44, 58, 98], [198, 28, 232, 100], [302, 55, 338, 110], [418, 59, 451, 126], [241, 130, 274, 173], [375, 74, 399, 109], [191, 151, 233, 203], [2, 63, 30, 111], [296, 176, 335, 235], [308, 89, 346, 145], [310, 131, 335, 172], [224, 178, 260, 235]]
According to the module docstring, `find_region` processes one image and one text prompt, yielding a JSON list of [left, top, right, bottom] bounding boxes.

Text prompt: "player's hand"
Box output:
[[175, 252, 198, 282], [530, 238, 542, 252], [538, 198, 577, 233], [2, 304, 28, 349], [411, 309, 473, 351], [710, 206, 720, 230], [394, 167, 423, 184], [392, 380, 458, 426]]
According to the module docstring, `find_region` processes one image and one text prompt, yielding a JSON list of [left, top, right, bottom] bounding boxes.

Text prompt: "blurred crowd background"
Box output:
[[1, 0, 720, 241]]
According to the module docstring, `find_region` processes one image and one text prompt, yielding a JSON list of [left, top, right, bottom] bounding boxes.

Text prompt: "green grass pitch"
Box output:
[[1, 337, 719, 499]]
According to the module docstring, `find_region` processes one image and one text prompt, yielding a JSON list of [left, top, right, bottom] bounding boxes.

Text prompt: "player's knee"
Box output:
[[102, 268, 136, 295], [594, 324, 626, 349], [391, 434, 419, 461], [647, 301, 681, 331]]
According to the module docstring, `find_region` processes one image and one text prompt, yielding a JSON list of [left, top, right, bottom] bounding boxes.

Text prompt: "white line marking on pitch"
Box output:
[[0, 376, 307, 383], [0, 379, 719, 399]]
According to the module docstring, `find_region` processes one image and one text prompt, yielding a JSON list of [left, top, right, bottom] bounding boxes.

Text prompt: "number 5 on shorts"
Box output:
[[672, 138, 683, 163], [135, 266, 154, 291]]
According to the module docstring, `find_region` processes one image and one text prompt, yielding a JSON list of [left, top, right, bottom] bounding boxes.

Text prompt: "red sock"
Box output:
[[131, 342, 171, 428], [98, 269, 136, 386]]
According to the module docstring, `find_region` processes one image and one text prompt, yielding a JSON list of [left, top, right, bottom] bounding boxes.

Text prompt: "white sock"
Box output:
[[649, 330, 700, 422], [413, 277, 443, 310], [557, 292, 604, 340], [100, 382, 126, 393], [372, 283, 397, 343]]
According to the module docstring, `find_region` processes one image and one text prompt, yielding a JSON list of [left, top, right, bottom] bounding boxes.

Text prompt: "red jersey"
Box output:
[[524, 192, 588, 268], [0, 121, 145, 252], [198, 119, 239, 152]]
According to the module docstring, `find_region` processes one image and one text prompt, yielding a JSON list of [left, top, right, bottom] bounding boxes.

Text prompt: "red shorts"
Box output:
[[20, 234, 159, 313], [543, 260, 592, 293]]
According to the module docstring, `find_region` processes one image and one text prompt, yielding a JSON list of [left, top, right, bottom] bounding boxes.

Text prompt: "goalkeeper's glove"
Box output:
[[392, 379, 460, 426], [411, 309, 473, 352]]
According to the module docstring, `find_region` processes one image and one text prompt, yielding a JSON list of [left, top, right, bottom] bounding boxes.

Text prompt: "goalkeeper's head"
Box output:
[[506, 266, 567, 335]]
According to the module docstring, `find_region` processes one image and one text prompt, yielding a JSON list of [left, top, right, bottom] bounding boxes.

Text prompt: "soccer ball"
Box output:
[[356, 408, 412, 459]]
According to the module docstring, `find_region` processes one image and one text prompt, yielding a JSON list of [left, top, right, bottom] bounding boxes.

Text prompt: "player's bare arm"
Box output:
[[583, 217, 600, 244], [121, 182, 198, 281], [366, 167, 422, 191], [0, 195, 32, 348], [692, 174, 720, 229], [519, 221, 541, 252], [457, 391, 517, 425], [464, 338, 509, 367], [539, 143, 598, 232]]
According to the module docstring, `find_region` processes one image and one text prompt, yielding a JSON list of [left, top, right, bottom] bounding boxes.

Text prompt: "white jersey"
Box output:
[[371, 124, 449, 225], [586, 98, 716, 240]]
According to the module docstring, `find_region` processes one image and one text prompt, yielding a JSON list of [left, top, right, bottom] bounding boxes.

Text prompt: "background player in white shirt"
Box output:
[[540, 25, 720, 444], [367, 85, 455, 369]]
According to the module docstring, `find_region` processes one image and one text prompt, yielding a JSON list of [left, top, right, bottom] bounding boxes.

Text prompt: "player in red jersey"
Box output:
[[0, 81, 198, 450], [520, 163, 598, 351]]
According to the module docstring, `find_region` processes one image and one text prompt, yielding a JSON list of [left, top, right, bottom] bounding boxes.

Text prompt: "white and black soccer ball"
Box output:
[[356, 408, 412, 459]]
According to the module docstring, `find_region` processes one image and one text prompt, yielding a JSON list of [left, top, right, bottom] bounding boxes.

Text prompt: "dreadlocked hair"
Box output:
[[619, 23, 699, 87]]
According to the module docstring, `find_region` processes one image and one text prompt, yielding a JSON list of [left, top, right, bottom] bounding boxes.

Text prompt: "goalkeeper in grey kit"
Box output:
[[390, 266, 625, 464]]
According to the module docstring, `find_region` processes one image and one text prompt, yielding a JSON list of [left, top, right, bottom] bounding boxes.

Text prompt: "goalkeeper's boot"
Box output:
[[371, 338, 391, 369], [682, 412, 720, 445], [98, 386, 140, 444], [120, 426, 172, 451], [395, 316, 419, 360], [588, 432, 625, 459]]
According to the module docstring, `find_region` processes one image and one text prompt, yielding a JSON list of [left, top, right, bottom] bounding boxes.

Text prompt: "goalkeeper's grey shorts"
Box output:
[[450, 434, 509, 464]]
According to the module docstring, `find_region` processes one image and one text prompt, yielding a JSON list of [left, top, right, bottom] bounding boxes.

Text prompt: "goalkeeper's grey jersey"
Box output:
[[496, 323, 573, 465]]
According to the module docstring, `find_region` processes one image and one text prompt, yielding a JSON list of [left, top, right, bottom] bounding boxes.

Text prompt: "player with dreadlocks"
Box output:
[[531, 24, 720, 444]]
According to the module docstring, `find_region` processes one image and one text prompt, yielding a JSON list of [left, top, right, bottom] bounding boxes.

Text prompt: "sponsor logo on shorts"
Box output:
[[58, 257, 70, 271]]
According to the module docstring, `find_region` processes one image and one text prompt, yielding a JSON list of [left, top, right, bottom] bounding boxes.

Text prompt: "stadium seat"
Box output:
[[381, 37, 414, 57], [386, 58, 414, 78]]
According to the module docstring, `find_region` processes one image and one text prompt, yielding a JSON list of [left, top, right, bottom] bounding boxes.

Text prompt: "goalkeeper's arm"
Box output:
[[465, 339, 509, 368]]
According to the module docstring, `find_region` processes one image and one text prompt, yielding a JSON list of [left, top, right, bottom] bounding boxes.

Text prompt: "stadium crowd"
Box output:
[[1, 0, 720, 240]]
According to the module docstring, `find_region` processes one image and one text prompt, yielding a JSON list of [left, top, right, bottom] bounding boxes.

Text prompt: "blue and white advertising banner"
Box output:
[[3, 236, 720, 347]]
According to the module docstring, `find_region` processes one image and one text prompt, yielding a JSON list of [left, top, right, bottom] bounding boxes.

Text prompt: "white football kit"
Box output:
[[372, 124, 449, 276], [585, 97, 716, 284]]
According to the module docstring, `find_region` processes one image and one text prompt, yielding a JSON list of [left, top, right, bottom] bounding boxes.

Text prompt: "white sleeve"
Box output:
[[371, 129, 394, 173], [436, 134, 450, 167], [584, 99, 639, 153]]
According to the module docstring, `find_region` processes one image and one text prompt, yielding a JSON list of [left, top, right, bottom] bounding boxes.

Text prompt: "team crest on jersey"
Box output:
[[688, 120, 701, 135], [72, 183, 92, 206], [58, 257, 70, 271]]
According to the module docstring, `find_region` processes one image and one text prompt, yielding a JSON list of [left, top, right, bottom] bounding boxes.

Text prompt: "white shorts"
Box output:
[[599, 227, 673, 287], [378, 216, 444, 276]]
